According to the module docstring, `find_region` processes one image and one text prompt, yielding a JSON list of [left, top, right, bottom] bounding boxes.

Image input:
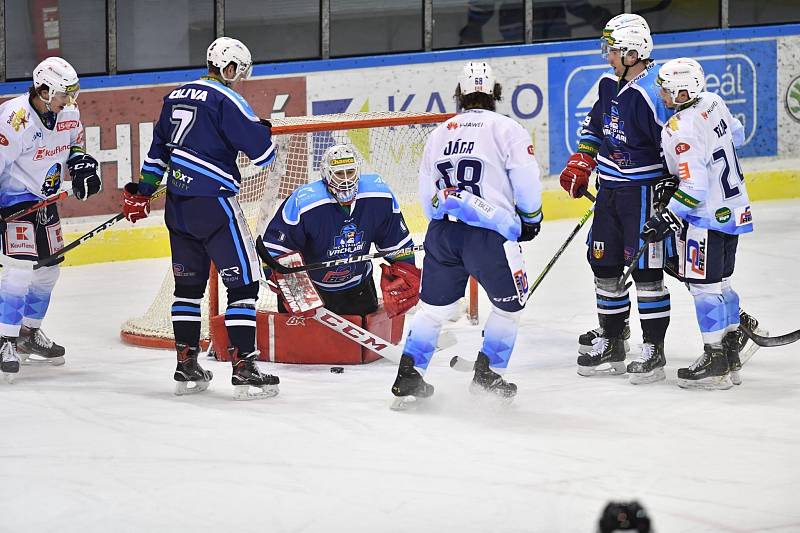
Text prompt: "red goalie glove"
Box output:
[[380, 262, 421, 318]]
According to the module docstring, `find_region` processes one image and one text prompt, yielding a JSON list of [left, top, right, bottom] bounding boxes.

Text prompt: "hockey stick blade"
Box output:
[[741, 323, 800, 347], [449, 356, 476, 372], [257, 236, 423, 274]]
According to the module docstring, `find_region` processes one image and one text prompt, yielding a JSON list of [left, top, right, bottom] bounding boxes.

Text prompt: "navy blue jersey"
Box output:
[[140, 77, 275, 197], [580, 66, 672, 188], [262, 174, 414, 292]]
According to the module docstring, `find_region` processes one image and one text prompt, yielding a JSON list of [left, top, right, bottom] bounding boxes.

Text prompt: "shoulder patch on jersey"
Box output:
[[282, 180, 334, 224], [527, 145, 535, 155], [675, 142, 691, 155], [667, 116, 680, 132], [0, 133, 8, 146], [7, 107, 30, 132]]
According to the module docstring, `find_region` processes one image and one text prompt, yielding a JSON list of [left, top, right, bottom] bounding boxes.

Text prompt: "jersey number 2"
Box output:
[[436, 158, 483, 197], [712, 142, 744, 200], [170, 105, 197, 146]]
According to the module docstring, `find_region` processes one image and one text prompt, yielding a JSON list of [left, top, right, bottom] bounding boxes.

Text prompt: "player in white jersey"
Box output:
[[642, 58, 753, 389], [390, 61, 543, 407], [0, 57, 102, 383]]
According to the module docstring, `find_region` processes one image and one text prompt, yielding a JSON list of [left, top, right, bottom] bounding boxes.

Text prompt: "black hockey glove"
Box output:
[[519, 221, 541, 242], [641, 209, 683, 242], [68, 153, 102, 201], [653, 175, 680, 210]]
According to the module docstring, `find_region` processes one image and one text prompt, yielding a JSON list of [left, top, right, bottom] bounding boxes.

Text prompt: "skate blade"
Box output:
[[628, 367, 666, 385], [739, 328, 767, 366], [390, 395, 429, 411], [174, 380, 211, 396], [729, 370, 742, 386], [468, 382, 516, 405], [578, 340, 630, 356], [577, 361, 626, 377], [233, 384, 279, 401], [3, 372, 18, 384], [21, 355, 65, 366], [677, 374, 733, 390]]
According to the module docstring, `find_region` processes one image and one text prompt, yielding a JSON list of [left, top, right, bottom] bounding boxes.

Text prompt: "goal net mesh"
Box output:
[[120, 111, 477, 349]]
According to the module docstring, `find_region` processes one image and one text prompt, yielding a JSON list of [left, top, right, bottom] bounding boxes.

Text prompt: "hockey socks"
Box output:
[[480, 306, 522, 373]]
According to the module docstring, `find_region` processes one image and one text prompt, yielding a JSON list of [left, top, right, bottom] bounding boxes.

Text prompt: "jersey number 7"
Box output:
[[436, 158, 483, 197], [170, 105, 197, 146]]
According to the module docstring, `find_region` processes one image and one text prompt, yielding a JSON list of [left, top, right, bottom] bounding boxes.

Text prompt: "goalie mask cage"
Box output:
[[120, 111, 480, 350]]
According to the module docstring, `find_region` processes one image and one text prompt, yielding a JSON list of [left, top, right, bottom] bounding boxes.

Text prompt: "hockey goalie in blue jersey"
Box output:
[[122, 37, 279, 400], [261, 144, 420, 321]]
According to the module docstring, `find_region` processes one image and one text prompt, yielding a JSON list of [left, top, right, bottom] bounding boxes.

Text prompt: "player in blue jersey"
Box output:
[[559, 14, 677, 384], [389, 62, 543, 408], [643, 58, 755, 389], [260, 144, 420, 319], [121, 37, 279, 400]]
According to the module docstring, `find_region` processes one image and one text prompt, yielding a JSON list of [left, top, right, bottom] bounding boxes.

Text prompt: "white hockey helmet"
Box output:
[[321, 144, 360, 204], [657, 58, 706, 103], [458, 61, 495, 96], [602, 25, 653, 61], [207, 37, 253, 83], [601, 14, 650, 57], [33, 57, 80, 105]]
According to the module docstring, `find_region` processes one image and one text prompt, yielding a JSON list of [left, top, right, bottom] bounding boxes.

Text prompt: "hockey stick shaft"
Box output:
[[1, 189, 74, 223], [741, 323, 800, 348], [618, 236, 652, 291], [258, 237, 423, 274], [526, 191, 596, 299], [34, 186, 167, 269]]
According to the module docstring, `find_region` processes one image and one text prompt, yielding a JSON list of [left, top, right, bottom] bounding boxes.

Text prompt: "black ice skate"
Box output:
[[173, 344, 213, 396], [677, 345, 732, 390], [722, 331, 742, 386], [1, 336, 20, 384], [230, 348, 280, 401], [578, 323, 631, 355], [577, 335, 627, 376], [737, 309, 767, 366], [391, 354, 434, 411], [17, 326, 65, 366], [469, 352, 517, 402], [626, 341, 666, 385]]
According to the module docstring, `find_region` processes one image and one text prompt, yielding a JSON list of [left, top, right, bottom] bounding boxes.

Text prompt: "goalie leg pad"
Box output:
[[401, 301, 459, 371]]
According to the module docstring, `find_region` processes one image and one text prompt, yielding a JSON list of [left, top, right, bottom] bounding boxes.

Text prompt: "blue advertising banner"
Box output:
[[548, 38, 777, 170]]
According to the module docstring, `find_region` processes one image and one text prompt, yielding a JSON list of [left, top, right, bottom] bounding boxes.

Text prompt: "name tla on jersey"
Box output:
[[168, 88, 208, 101], [443, 139, 475, 155]]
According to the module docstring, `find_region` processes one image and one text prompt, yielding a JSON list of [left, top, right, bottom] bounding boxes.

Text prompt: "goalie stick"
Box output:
[[741, 322, 800, 348], [257, 237, 423, 274]]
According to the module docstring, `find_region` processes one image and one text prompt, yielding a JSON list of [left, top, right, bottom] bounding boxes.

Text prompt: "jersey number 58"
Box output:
[[435, 158, 483, 197]]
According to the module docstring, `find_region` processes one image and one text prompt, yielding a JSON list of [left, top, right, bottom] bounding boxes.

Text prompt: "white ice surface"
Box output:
[[2, 200, 799, 533]]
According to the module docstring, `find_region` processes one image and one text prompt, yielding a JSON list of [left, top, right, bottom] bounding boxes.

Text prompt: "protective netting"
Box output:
[[120, 111, 465, 349]]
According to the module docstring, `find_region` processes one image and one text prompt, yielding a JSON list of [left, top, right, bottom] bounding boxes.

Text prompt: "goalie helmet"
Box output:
[[207, 37, 253, 83], [33, 57, 80, 105], [458, 61, 495, 96], [657, 58, 706, 103], [601, 14, 650, 57], [321, 144, 360, 204], [602, 25, 653, 61]]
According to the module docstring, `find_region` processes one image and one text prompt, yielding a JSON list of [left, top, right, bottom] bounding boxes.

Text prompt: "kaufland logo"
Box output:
[[33, 144, 69, 161]]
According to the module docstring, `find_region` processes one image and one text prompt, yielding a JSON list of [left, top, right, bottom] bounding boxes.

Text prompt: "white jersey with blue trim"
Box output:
[[580, 66, 672, 187], [419, 109, 542, 240], [140, 77, 275, 197], [262, 173, 414, 292], [662, 91, 753, 235], [0, 94, 83, 207]]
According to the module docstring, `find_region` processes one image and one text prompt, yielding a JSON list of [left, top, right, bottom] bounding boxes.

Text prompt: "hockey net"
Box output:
[[120, 111, 479, 350]]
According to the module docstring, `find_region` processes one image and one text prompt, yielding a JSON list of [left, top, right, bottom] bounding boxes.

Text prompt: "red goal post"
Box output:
[[120, 111, 479, 350]]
